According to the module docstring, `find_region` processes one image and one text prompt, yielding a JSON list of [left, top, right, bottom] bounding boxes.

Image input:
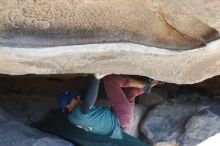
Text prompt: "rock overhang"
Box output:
[[1, 39, 220, 84], [0, 0, 220, 84], [1, 0, 219, 49]]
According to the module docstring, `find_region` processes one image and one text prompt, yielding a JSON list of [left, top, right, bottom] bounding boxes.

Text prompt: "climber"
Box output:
[[57, 74, 159, 139]]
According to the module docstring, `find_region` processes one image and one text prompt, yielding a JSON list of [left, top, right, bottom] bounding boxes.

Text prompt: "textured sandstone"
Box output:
[[0, 0, 220, 84], [0, 0, 219, 49], [1, 40, 220, 84]]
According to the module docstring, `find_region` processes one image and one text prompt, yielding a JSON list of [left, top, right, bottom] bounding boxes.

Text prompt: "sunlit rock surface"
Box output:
[[0, 40, 220, 84], [0, 0, 220, 84], [0, 0, 219, 49]]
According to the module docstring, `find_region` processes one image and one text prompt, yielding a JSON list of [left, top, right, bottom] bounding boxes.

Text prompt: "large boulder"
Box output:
[[0, 39, 220, 84], [180, 106, 220, 146], [0, 0, 218, 50], [140, 103, 203, 146], [0, 108, 74, 146], [0, 0, 220, 84], [140, 103, 220, 146]]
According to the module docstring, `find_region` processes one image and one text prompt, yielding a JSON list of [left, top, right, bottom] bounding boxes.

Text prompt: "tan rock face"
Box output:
[[1, 41, 220, 84], [0, 0, 219, 49], [172, 0, 220, 32], [0, 0, 220, 84]]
